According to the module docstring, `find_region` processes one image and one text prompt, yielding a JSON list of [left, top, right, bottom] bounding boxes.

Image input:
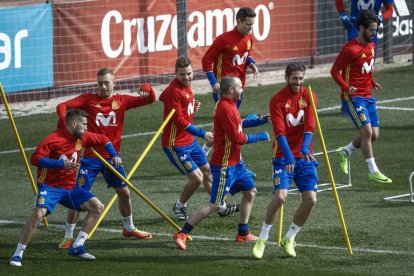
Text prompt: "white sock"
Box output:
[[343, 142, 357, 156], [202, 144, 212, 156], [259, 223, 273, 241], [73, 231, 88, 248], [176, 200, 186, 209], [122, 215, 135, 232], [285, 223, 301, 240], [64, 223, 76, 239], [365, 158, 379, 174], [13, 243, 26, 258], [218, 202, 227, 213]]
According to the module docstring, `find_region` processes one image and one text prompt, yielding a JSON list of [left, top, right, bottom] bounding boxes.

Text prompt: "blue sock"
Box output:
[[181, 222, 194, 234], [238, 223, 249, 236]]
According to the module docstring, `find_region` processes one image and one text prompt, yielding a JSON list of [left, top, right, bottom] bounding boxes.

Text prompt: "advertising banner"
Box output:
[[0, 3, 53, 93]]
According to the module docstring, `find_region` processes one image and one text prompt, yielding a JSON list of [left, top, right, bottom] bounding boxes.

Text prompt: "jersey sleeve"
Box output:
[[31, 134, 54, 166], [169, 89, 191, 129], [330, 45, 353, 91], [125, 84, 156, 109], [56, 95, 86, 129], [202, 36, 223, 72], [84, 132, 111, 149], [335, 0, 345, 14], [269, 95, 286, 139], [382, 2, 394, 20], [304, 91, 317, 133], [219, 108, 247, 145]]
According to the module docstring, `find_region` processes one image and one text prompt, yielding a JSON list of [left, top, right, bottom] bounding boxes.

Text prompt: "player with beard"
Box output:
[[330, 10, 392, 184]]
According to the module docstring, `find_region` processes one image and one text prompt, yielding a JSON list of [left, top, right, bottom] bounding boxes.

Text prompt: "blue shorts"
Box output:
[[36, 184, 95, 215], [272, 158, 319, 193], [76, 157, 127, 191], [163, 140, 208, 175], [341, 97, 379, 129], [210, 160, 255, 206], [213, 90, 242, 109]]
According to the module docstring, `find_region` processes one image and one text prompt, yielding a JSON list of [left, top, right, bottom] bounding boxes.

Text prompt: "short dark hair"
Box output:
[[175, 56, 192, 72], [285, 62, 306, 77], [236, 7, 256, 21], [97, 68, 114, 77], [357, 9, 379, 29], [65, 108, 87, 125], [220, 76, 238, 93]]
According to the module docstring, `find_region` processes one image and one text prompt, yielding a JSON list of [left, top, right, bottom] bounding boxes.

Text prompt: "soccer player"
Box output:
[[201, 6, 262, 177], [173, 76, 270, 250], [252, 62, 318, 259], [336, 0, 394, 46], [330, 10, 392, 184], [55, 68, 155, 249], [10, 109, 121, 266]]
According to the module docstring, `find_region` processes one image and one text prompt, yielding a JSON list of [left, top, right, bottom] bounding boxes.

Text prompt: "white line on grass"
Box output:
[[1, 96, 414, 155], [1, 219, 413, 256]]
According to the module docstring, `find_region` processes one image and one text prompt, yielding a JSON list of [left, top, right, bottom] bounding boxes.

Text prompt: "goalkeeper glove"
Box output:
[[245, 132, 270, 144]]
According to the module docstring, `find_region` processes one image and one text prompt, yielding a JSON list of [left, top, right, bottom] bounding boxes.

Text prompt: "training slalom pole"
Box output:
[[0, 83, 48, 228], [88, 109, 179, 238], [91, 149, 188, 237], [307, 86, 352, 255], [277, 204, 284, 246]]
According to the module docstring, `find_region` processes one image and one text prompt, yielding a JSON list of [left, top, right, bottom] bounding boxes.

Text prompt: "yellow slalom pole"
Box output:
[[88, 109, 176, 238], [277, 204, 284, 246], [0, 83, 48, 228], [308, 86, 352, 255], [91, 149, 187, 237]]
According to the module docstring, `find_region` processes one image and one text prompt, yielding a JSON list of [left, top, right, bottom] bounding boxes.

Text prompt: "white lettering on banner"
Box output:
[[96, 111, 116, 126], [101, 2, 273, 58], [377, 0, 412, 39], [0, 30, 28, 70], [361, 59, 374, 74]]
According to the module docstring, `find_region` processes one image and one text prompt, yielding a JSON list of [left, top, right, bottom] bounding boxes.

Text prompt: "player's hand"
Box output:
[[249, 63, 259, 79], [373, 82, 382, 90], [111, 156, 122, 167], [195, 100, 201, 112], [259, 113, 270, 123], [347, 86, 357, 94], [340, 15, 355, 30], [64, 160, 79, 171], [301, 152, 316, 162], [212, 83, 220, 94], [204, 131, 214, 143], [138, 83, 152, 97]]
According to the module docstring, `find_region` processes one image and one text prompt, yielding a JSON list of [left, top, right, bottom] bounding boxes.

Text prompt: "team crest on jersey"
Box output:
[[75, 140, 83, 151], [111, 100, 119, 110], [274, 176, 280, 185], [233, 45, 238, 51], [359, 113, 367, 122], [299, 98, 307, 108], [184, 162, 192, 170], [247, 40, 251, 50], [38, 196, 45, 205], [78, 176, 85, 186]]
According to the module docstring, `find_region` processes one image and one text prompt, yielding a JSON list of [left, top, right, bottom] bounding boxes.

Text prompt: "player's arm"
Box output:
[[247, 56, 259, 79], [86, 132, 122, 167], [56, 95, 85, 129], [185, 124, 213, 143], [379, 2, 394, 22], [301, 92, 317, 162], [202, 38, 222, 93], [335, 0, 354, 30], [330, 48, 356, 93], [242, 113, 269, 128]]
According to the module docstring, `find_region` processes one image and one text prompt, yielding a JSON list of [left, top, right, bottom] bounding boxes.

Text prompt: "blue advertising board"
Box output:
[[0, 3, 53, 93]]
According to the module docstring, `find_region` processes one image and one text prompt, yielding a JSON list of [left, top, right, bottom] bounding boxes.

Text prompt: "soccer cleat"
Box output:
[[281, 237, 296, 258], [252, 238, 267, 259], [68, 245, 96, 261], [368, 171, 392, 184], [218, 204, 240, 217], [122, 228, 152, 240], [10, 256, 22, 267], [338, 147, 348, 175], [173, 203, 189, 221], [235, 232, 258, 243], [58, 238, 73, 249], [173, 231, 188, 250]]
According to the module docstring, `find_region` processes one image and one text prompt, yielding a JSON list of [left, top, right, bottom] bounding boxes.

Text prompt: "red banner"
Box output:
[[54, 0, 316, 87]]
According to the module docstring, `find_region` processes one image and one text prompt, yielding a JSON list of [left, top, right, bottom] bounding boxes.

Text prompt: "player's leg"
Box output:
[[66, 186, 103, 261], [59, 157, 100, 249], [104, 161, 152, 239]]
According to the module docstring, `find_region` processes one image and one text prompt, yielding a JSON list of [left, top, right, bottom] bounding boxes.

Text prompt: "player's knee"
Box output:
[[189, 169, 204, 183], [116, 186, 130, 200], [245, 187, 257, 200]]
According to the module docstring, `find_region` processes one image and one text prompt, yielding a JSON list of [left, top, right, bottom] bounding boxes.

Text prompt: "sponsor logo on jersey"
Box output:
[[285, 103, 291, 109], [96, 111, 116, 126], [233, 45, 238, 51], [180, 154, 188, 161], [361, 53, 366, 58], [286, 110, 305, 127], [40, 191, 47, 195], [232, 51, 248, 66]]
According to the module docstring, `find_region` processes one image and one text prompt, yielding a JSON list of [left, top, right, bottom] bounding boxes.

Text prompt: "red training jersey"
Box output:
[[331, 38, 376, 100], [202, 27, 254, 87], [159, 79, 196, 147], [31, 129, 111, 190], [56, 90, 155, 158], [270, 86, 316, 158], [210, 97, 247, 166]]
